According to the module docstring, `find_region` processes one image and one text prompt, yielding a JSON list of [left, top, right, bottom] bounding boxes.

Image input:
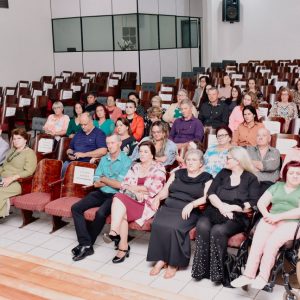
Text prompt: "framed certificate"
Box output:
[[37, 138, 54, 153]]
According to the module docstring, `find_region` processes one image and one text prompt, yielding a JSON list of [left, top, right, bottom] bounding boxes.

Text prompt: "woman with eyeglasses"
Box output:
[[131, 121, 177, 167], [163, 89, 198, 126], [147, 149, 212, 279], [269, 87, 298, 133], [204, 126, 232, 177], [232, 105, 265, 147], [0, 128, 37, 218], [43, 101, 70, 140], [192, 146, 260, 286]]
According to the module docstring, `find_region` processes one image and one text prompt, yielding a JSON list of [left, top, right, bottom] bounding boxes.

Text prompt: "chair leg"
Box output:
[[50, 216, 68, 233], [19, 209, 39, 228]]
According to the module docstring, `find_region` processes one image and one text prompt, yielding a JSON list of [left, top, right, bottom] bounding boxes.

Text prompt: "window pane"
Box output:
[[177, 16, 190, 48], [113, 14, 138, 51], [53, 18, 82, 52], [159, 15, 176, 49], [82, 16, 113, 51], [139, 14, 158, 50], [190, 18, 199, 48]]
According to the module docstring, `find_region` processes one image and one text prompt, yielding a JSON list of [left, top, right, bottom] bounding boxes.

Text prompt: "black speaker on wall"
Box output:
[[222, 0, 240, 23]]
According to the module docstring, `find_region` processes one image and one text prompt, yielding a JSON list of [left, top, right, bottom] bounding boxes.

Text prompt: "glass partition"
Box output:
[[52, 18, 82, 52], [113, 14, 138, 51], [139, 14, 158, 50], [159, 15, 176, 49], [82, 16, 113, 51], [190, 18, 199, 48], [176, 16, 190, 48]]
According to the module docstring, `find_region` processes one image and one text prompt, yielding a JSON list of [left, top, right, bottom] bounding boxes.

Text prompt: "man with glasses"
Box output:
[[71, 134, 132, 261], [61, 112, 107, 176]]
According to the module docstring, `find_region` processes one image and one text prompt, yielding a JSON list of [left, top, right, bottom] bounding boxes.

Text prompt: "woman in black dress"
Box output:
[[147, 149, 212, 279], [191, 146, 260, 286]]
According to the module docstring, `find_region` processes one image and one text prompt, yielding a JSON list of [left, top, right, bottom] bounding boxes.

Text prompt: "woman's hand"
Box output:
[[2, 176, 16, 188], [182, 203, 194, 220], [151, 196, 160, 211], [136, 192, 144, 203], [263, 213, 281, 225]]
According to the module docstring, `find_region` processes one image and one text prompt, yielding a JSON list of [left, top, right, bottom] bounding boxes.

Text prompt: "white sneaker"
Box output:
[[250, 276, 268, 290], [231, 275, 253, 288]]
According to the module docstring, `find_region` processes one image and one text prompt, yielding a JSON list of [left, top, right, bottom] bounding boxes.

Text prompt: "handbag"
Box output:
[[122, 189, 138, 201]]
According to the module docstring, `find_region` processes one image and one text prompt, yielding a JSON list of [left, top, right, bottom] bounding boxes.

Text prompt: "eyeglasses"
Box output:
[[216, 134, 229, 139]]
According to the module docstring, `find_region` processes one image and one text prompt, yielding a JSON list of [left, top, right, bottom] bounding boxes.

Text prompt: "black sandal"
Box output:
[[112, 245, 130, 264], [103, 230, 121, 247]]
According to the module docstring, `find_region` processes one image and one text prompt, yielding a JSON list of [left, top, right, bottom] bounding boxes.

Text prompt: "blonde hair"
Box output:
[[52, 101, 64, 110], [229, 146, 256, 174], [151, 95, 162, 106]]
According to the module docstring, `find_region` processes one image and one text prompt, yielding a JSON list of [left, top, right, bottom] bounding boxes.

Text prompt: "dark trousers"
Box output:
[[71, 190, 114, 246], [192, 216, 243, 282]]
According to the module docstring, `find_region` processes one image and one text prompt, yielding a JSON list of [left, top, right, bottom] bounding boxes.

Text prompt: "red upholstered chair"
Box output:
[[13, 159, 62, 227], [44, 161, 96, 233]]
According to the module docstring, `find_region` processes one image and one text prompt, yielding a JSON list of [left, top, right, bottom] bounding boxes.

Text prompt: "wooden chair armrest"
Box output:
[[48, 179, 63, 200], [17, 175, 34, 195]]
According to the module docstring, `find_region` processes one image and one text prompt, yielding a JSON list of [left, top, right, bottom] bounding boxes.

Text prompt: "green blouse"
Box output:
[[268, 182, 300, 222], [93, 119, 115, 136], [66, 118, 81, 137], [0, 148, 37, 178]]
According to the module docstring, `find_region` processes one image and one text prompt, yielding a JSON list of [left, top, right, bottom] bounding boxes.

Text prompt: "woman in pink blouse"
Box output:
[[43, 101, 70, 140], [229, 92, 259, 132], [103, 141, 166, 263]]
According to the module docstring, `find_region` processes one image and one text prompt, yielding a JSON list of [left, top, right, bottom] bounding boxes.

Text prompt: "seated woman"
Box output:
[[204, 126, 232, 177], [268, 87, 298, 133], [103, 141, 166, 263], [144, 107, 163, 137], [115, 117, 137, 156], [218, 74, 233, 100], [131, 121, 177, 167], [232, 105, 265, 147], [175, 140, 203, 168], [124, 100, 144, 142], [0, 128, 37, 218], [93, 104, 115, 136], [106, 95, 122, 122], [43, 101, 70, 141], [292, 80, 300, 115], [231, 160, 300, 290], [163, 89, 198, 126], [193, 76, 210, 109], [225, 85, 242, 115], [147, 149, 212, 279], [149, 95, 166, 114], [191, 146, 260, 286], [128, 92, 145, 118], [169, 99, 204, 150], [66, 102, 85, 138], [229, 92, 259, 132], [243, 77, 263, 103]]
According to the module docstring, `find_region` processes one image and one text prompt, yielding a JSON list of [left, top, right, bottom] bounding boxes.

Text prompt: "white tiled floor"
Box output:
[[0, 210, 296, 300]]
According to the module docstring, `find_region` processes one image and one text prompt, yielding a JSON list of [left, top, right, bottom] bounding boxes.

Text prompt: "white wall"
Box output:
[[202, 0, 300, 67], [0, 0, 54, 87]]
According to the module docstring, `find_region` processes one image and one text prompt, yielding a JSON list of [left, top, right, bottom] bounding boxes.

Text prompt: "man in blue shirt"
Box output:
[[62, 112, 107, 176], [71, 134, 132, 261]]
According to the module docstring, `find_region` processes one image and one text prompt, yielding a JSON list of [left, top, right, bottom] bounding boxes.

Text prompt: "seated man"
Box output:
[[0, 127, 9, 164], [198, 87, 229, 129], [246, 127, 280, 195], [85, 91, 98, 116], [169, 99, 204, 150], [62, 112, 107, 176], [71, 134, 132, 261]]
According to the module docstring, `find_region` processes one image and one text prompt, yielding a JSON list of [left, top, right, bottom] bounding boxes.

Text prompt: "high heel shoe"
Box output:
[[112, 245, 130, 264], [103, 230, 121, 248]]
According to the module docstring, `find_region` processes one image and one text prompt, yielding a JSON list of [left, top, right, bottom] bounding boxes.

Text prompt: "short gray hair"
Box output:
[[180, 99, 193, 108], [107, 133, 121, 142], [184, 149, 204, 164]]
